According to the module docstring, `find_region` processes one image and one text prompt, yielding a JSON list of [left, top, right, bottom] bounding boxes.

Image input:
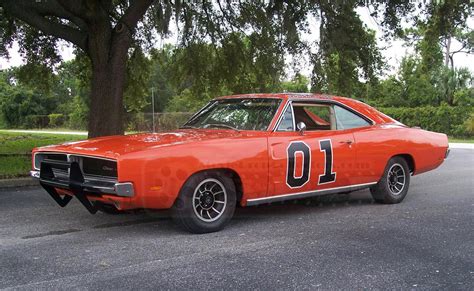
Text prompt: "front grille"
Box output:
[[82, 157, 117, 178], [34, 153, 117, 180]]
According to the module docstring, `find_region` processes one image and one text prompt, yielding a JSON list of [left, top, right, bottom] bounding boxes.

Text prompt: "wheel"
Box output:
[[370, 157, 411, 204], [94, 201, 125, 215], [172, 171, 236, 233]]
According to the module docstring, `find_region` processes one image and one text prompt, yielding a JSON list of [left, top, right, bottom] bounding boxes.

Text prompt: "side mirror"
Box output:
[[297, 122, 306, 135]]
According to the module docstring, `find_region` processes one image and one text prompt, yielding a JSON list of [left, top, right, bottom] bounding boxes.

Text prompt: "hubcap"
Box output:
[[192, 178, 227, 222], [387, 163, 406, 195]]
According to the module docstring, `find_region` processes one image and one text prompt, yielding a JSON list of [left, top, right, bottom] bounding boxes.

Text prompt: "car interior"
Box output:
[[277, 101, 371, 132]]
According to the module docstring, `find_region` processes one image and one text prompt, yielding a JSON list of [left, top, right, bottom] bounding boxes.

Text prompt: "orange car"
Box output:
[[31, 93, 449, 233]]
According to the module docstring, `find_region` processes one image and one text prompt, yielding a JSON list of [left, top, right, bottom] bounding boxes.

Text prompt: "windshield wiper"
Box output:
[[205, 123, 240, 131]]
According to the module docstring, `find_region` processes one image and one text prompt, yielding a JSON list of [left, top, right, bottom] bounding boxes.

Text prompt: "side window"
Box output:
[[277, 105, 294, 131], [334, 105, 370, 130], [293, 103, 333, 131]]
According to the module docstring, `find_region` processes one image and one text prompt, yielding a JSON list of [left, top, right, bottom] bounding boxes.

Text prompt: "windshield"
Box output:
[[183, 98, 281, 131]]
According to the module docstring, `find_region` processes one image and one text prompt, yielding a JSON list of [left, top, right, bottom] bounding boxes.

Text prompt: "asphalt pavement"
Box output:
[[0, 149, 473, 290]]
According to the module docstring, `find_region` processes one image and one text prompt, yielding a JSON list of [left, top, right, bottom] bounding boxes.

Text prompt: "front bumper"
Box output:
[[31, 159, 134, 214], [30, 170, 134, 197]]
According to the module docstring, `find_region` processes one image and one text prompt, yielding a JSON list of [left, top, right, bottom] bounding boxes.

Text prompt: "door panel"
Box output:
[[268, 130, 356, 197]]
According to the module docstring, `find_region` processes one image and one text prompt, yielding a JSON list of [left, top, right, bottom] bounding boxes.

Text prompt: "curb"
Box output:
[[0, 177, 39, 189]]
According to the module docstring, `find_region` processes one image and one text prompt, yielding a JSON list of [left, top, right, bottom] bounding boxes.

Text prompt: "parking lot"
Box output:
[[0, 148, 473, 290]]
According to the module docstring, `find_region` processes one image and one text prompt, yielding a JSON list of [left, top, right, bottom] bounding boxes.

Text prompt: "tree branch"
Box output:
[[2, 0, 87, 50], [119, 0, 154, 32], [32, 0, 87, 30], [56, 0, 89, 20]]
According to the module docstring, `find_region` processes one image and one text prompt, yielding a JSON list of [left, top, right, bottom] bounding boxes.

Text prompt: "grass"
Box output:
[[448, 138, 474, 144], [0, 131, 84, 179]]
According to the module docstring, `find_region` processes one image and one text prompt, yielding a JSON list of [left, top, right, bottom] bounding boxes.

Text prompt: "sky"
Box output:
[[0, 6, 472, 78]]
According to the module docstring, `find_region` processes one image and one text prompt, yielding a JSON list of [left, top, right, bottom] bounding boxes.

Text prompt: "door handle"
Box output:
[[340, 140, 353, 145]]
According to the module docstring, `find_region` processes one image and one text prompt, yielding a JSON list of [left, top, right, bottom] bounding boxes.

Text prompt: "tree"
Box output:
[[0, 0, 312, 137], [310, 0, 385, 98], [0, 0, 154, 137], [0, 1, 452, 136], [281, 73, 309, 93], [401, 0, 473, 70]]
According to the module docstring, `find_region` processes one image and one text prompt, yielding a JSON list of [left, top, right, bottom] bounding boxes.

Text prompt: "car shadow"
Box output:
[[233, 190, 376, 221], [89, 190, 377, 235]]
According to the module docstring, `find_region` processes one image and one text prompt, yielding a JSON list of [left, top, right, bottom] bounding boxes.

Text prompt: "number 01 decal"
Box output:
[[318, 139, 336, 185], [286, 139, 336, 188]]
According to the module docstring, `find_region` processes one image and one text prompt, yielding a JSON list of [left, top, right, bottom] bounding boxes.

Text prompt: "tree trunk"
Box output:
[[87, 22, 131, 138], [444, 36, 451, 67], [87, 60, 126, 138]]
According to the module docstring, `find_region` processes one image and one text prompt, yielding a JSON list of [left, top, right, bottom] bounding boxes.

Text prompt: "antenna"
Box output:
[[151, 87, 155, 133]]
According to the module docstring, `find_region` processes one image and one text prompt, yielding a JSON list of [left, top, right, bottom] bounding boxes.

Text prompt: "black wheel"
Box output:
[[94, 201, 125, 215], [172, 171, 236, 233], [370, 156, 411, 204]]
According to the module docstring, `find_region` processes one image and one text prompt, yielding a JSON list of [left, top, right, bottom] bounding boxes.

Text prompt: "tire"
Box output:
[[172, 171, 237, 234], [370, 156, 411, 204], [94, 201, 125, 215]]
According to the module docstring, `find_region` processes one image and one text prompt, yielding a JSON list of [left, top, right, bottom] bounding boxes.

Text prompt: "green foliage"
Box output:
[[124, 48, 152, 113], [371, 56, 473, 107], [311, 1, 385, 97], [462, 113, 474, 136], [147, 46, 176, 112], [379, 104, 473, 137], [281, 74, 309, 93], [48, 114, 65, 128], [0, 87, 50, 128], [166, 89, 210, 113], [126, 112, 193, 132]]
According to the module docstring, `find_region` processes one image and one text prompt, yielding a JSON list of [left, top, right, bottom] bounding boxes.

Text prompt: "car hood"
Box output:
[[34, 130, 244, 159]]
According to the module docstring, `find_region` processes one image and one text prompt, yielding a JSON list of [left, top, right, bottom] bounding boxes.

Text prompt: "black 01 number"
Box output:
[[286, 139, 336, 188]]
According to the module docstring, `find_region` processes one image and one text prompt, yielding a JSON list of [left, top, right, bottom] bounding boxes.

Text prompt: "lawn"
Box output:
[[448, 138, 474, 144], [0, 131, 84, 179]]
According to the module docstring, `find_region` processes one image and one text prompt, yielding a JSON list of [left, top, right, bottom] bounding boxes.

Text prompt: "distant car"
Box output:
[[31, 93, 449, 233]]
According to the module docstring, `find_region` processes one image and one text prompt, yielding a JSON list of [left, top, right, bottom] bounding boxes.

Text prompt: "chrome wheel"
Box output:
[[192, 178, 227, 222], [386, 163, 406, 195]]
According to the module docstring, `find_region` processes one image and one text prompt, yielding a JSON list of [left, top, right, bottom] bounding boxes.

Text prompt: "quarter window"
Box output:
[[334, 106, 370, 130]]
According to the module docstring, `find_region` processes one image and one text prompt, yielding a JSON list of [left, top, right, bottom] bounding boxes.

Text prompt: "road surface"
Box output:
[[0, 149, 473, 290]]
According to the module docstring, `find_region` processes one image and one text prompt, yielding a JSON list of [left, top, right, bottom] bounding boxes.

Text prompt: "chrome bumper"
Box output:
[[30, 171, 134, 198]]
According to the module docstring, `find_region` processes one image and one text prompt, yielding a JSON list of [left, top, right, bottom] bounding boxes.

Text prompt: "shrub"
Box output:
[[23, 115, 49, 128], [378, 104, 473, 137], [48, 113, 66, 127], [126, 112, 194, 132]]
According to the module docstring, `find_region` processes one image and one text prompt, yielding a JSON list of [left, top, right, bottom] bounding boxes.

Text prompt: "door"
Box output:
[[267, 101, 357, 197]]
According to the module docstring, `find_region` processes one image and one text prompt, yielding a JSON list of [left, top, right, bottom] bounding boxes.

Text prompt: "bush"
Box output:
[[126, 112, 194, 132], [458, 113, 474, 137], [378, 104, 473, 137], [48, 113, 66, 127], [23, 115, 49, 128]]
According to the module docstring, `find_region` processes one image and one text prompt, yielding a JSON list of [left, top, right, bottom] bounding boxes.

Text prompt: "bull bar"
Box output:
[[30, 159, 134, 214]]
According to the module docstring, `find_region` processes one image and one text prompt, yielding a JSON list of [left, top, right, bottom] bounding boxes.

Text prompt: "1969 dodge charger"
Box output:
[[31, 93, 449, 233]]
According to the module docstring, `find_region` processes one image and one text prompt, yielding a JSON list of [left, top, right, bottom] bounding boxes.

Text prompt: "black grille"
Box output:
[[34, 153, 67, 169], [82, 157, 117, 178], [35, 153, 118, 180]]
